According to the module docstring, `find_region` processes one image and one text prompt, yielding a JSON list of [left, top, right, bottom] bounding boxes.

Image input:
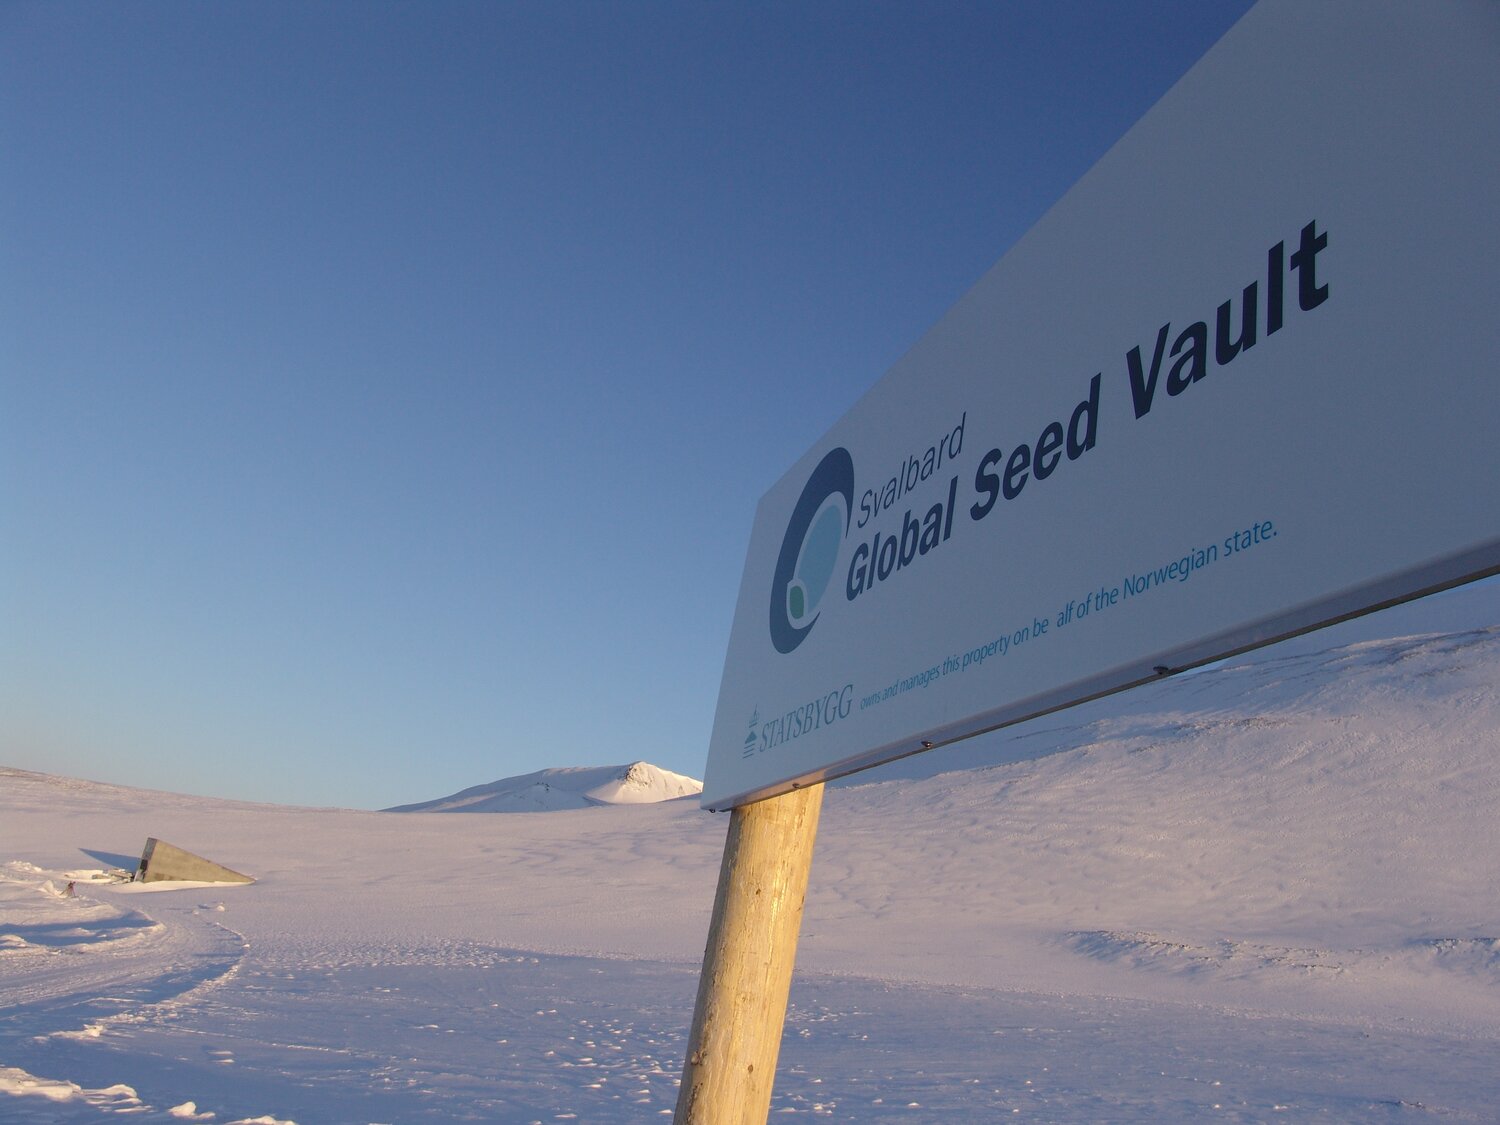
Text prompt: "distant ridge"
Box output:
[[384, 761, 703, 814]]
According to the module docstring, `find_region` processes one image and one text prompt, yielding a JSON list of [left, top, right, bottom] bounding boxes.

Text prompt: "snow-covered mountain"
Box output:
[[384, 760, 703, 813]]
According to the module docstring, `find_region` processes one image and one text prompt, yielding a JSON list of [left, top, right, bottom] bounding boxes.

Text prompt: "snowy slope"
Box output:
[[2, 581, 1498, 1121], [384, 760, 703, 813]]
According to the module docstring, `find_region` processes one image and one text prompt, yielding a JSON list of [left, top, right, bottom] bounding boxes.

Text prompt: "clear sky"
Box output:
[[3, 1, 1255, 809]]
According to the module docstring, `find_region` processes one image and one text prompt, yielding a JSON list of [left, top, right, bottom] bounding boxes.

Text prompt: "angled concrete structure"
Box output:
[[136, 837, 254, 884]]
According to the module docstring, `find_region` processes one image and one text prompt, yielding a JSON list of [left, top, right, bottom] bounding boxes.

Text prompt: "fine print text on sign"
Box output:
[[702, 0, 1500, 810]]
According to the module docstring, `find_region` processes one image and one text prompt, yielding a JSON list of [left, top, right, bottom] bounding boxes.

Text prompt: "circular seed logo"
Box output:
[[769, 447, 854, 654]]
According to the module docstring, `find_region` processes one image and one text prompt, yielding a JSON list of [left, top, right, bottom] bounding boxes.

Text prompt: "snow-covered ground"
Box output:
[[3, 582, 1499, 1122]]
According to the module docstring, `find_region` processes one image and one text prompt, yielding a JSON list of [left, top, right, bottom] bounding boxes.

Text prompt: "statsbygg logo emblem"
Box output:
[[769, 447, 854, 654]]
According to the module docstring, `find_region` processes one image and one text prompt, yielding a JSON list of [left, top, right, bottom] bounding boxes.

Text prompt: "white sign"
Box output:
[[702, 0, 1500, 810]]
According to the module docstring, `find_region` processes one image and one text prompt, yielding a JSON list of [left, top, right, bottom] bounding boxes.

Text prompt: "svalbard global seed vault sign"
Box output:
[[700, 0, 1500, 812]]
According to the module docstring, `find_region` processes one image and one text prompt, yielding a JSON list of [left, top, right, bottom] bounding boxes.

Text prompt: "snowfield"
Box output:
[[3, 583, 1499, 1122]]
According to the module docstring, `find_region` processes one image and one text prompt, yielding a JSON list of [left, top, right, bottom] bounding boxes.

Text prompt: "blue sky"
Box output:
[[2, 1, 1255, 809]]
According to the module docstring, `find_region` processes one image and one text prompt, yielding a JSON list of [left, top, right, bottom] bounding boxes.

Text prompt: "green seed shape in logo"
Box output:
[[787, 584, 806, 622]]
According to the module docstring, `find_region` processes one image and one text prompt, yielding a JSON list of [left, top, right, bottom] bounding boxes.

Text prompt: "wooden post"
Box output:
[[674, 781, 825, 1124]]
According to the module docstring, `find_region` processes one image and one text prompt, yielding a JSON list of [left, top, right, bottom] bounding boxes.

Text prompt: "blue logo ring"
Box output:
[[769, 447, 854, 654]]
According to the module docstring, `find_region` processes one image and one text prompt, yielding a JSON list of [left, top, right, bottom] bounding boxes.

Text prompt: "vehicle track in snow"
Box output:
[[0, 862, 247, 1049]]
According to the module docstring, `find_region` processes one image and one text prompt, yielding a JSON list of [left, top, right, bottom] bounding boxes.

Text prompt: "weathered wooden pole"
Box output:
[[674, 781, 825, 1124]]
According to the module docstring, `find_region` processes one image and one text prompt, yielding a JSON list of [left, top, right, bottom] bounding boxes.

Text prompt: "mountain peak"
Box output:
[[384, 761, 703, 814]]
